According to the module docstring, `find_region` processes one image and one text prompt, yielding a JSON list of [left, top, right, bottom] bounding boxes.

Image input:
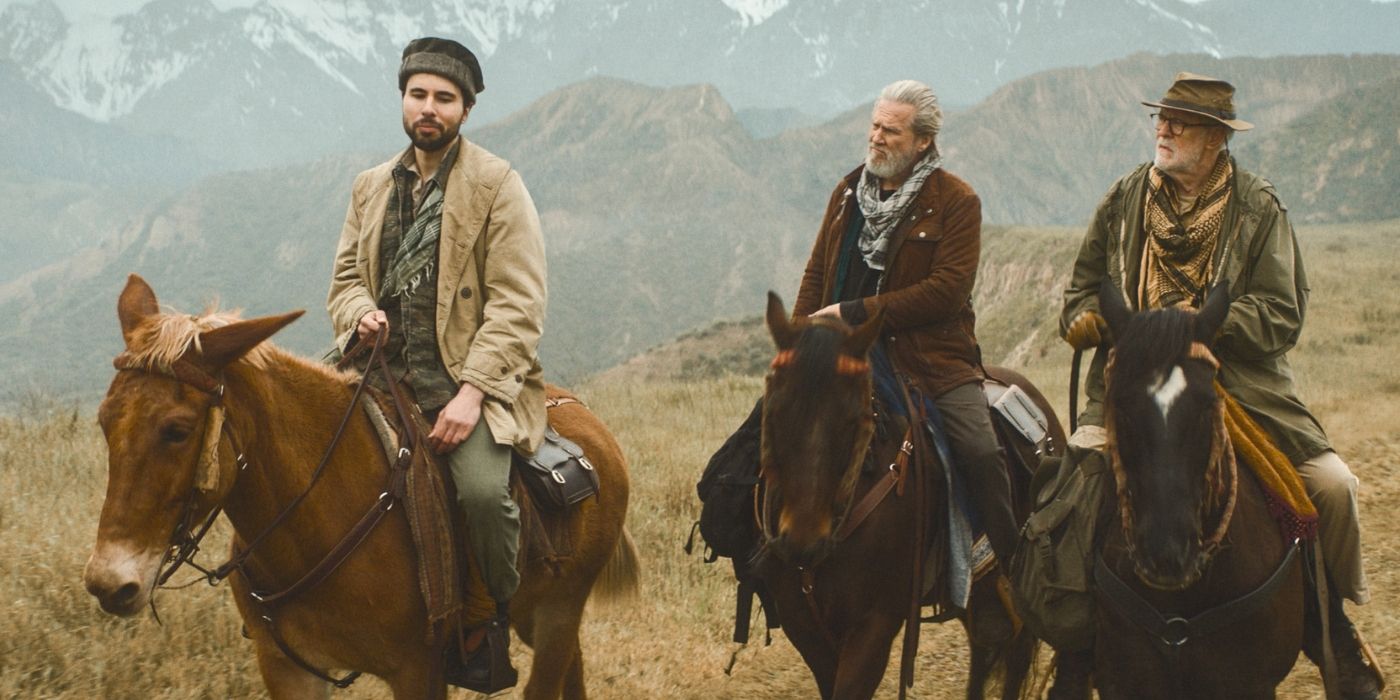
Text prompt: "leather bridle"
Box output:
[[757, 348, 920, 678], [110, 331, 416, 688]]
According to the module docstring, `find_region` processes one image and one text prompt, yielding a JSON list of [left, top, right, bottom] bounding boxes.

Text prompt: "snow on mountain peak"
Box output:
[[719, 0, 788, 28], [0, 0, 560, 122]]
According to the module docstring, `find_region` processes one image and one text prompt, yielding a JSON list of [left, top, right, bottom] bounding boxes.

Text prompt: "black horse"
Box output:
[[1091, 282, 1306, 699]]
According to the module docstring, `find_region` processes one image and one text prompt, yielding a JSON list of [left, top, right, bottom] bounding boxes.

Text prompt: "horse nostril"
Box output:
[[112, 582, 141, 607]]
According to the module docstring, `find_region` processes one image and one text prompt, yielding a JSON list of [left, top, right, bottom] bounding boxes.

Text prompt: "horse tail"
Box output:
[[592, 525, 640, 602]]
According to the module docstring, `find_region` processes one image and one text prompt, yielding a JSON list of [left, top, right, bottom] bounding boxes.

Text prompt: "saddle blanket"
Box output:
[[1217, 384, 1318, 541]]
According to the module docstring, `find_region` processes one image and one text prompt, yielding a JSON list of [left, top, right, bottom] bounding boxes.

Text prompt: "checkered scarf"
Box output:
[[857, 151, 942, 271], [1141, 152, 1233, 309]]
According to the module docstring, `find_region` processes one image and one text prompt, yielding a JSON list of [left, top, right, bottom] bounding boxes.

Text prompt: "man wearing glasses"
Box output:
[[1055, 72, 1381, 698]]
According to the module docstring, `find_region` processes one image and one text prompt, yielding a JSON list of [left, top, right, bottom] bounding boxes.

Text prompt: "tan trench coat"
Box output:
[[327, 136, 547, 453]]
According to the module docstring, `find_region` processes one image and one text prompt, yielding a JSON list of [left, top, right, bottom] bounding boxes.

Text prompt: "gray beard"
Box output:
[[865, 146, 918, 180]]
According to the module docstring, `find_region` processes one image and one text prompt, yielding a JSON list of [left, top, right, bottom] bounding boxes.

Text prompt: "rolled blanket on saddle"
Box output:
[[1216, 383, 1319, 542]]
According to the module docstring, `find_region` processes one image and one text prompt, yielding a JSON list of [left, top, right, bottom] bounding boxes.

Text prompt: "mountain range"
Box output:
[[4, 51, 1399, 403], [4, 0, 1400, 175]]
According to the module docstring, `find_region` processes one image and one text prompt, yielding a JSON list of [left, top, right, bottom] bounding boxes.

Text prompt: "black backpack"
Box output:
[[686, 399, 778, 644], [693, 399, 764, 561]]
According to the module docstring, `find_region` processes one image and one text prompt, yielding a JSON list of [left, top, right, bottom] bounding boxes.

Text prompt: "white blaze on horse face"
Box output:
[[1151, 366, 1189, 420]]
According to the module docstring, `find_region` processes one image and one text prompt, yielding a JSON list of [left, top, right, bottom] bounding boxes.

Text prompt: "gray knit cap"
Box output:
[[398, 37, 484, 103]]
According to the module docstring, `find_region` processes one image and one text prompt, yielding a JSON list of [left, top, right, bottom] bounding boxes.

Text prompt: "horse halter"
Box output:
[[109, 332, 405, 688], [1106, 340, 1238, 587], [113, 353, 237, 492], [111, 352, 247, 590]]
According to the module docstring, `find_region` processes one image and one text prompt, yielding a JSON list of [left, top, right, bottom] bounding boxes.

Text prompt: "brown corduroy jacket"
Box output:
[[794, 165, 984, 398]]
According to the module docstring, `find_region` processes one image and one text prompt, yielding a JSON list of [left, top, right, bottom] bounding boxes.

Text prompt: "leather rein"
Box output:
[[111, 331, 416, 688]]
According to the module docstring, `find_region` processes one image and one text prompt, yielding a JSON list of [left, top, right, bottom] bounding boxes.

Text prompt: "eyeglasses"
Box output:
[[1151, 112, 1214, 137]]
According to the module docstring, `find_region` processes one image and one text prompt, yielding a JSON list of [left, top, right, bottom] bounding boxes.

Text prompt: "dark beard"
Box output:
[[403, 117, 460, 152]]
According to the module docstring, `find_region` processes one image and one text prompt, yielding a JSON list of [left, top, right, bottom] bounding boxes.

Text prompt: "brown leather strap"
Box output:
[[545, 396, 582, 409], [897, 379, 930, 699], [215, 330, 398, 581], [519, 488, 563, 575], [832, 434, 911, 542], [248, 491, 396, 608], [123, 328, 418, 689], [260, 613, 361, 688], [799, 567, 838, 649], [114, 353, 224, 395]]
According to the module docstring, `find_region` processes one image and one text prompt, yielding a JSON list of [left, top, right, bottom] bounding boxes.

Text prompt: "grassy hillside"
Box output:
[[5, 220, 1395, 697]]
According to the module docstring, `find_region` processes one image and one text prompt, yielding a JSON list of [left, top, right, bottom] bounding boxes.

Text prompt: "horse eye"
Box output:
[[160, 423, 192, 444]]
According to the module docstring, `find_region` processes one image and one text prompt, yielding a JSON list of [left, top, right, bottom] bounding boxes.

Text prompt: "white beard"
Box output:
[[865, 145, 919, 180]]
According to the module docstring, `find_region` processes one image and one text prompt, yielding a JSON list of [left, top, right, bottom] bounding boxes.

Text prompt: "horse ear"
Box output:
[[842, 305, 884, 358], [766, 291, 798, 350], [1098, 278, 1132, 341], [197, 310, 305, 369], [118, 274, 160, 347], [1194, 280, 1231, 344]]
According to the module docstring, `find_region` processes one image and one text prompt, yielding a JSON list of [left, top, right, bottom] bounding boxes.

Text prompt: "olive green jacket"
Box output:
[[327, 136, 548, 453], [1060, 158, 1329, 465]]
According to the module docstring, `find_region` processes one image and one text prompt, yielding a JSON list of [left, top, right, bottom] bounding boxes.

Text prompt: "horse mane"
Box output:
[[1107, 307, 1197, 396], [790, 321, 847, 389], [125, 305, 351, 385]]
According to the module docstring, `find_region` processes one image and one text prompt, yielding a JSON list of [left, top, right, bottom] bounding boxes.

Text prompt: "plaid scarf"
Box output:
[[1140, 152, 1233, 309], [856, 151, 942, 271], [380, 183, 445, 303]]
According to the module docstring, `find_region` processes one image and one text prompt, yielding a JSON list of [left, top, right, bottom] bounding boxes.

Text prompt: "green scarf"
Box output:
[[380, 183, 445, 302]]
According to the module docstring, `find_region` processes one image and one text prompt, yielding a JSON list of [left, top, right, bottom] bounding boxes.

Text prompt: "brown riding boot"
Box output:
[[1334, 620, 1385, 700], [445, 602, 518, 693], [1305, 593, 1384, 700]]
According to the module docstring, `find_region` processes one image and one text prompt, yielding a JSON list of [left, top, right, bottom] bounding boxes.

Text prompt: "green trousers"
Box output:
[[443, 419, 520, 603]]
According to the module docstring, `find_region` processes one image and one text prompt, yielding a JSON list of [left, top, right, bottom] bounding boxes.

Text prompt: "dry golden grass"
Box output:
[[3, 221, 1397, 698]]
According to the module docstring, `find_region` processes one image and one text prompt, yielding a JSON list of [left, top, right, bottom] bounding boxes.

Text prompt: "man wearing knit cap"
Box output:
[[1050, 72, 1382, 698], [327, 36, 546, 693]]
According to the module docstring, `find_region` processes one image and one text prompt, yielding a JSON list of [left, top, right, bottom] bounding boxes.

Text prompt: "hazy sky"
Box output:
[[6, 0, 1196, 17], [4, 0, 1397, 21], [1, 0, 273, 19]]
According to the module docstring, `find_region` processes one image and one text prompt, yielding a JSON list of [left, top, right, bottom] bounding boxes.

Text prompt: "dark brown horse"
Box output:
[[1092, 282, 1304, 699], [83, 275, 639, 699], [756, 293, 1063, 700]]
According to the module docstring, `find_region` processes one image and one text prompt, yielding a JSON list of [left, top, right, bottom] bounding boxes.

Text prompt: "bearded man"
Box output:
[[1059, 72, 1381, 699], [327, 36, 546, 693], [793, 79, 1022, 576]]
